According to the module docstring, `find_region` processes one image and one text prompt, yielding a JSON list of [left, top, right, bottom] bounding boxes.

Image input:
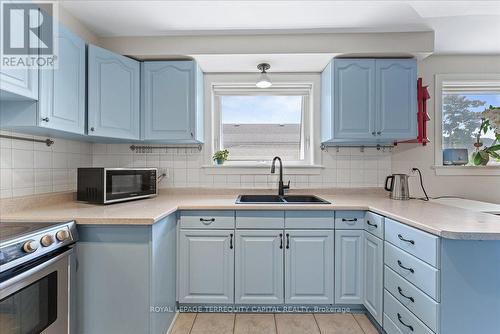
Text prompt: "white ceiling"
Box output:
[[60, 0, 500, 71]]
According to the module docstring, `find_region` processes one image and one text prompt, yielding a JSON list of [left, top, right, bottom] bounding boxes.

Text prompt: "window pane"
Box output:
[[442, 93, 500, 163], [220, 95, 304, 161]]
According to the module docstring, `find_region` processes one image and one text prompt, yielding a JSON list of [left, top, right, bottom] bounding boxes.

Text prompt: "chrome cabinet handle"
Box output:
[[342, 218, 357, 222], [397, 260, 415, 273], [286, 233, 290, 249], [200, 218, 215, 225], [41, 117, 49, 122], [229, 233, 233, 249], [366, 220, 378, 228], [279, 233, 283, 249], [371, 131, 376, 136], [398, 286, 415, 302], [398, 234, 415, 245], [397, 313, 414, 331], [377, 131, 382, 135]]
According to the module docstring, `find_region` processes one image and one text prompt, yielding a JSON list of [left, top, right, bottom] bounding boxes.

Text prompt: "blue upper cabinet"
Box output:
[[39, 24, 85, 134], [0, 9, 38, 101], [142, 61, 204, 143], [333, 59, 376, 141], [88, 45, 140, 140], [376, 59, 417, 140], [321, 58, 417, 144]]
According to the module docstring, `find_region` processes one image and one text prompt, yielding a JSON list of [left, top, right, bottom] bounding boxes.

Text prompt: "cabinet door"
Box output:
[[178, 229, 234, 304], [39, 25, 85, 134], [0, 9, 38, 101], [335, 229, 364, 304], [376, 59, 417, 140], [143, 61, 201, 142], [363, 231, 383, 325], [333, 59, 376, 140], [285, 230, 334, 304], [88, 45, 140, 140], [235, 230, 283, 304]]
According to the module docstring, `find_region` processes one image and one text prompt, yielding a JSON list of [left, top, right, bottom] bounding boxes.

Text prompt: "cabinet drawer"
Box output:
[[236, 211, 284, 229], [385, 266, 439, 332], [285, 211, 334, 229], [384, 290, 435, 334], [385, 218, 440, 268], [179, 211, 235, 229], [365, 212, 384, 239], [384, 242, 440, 301], [383, 314, 403, 334], [335, 211, 365, 229]]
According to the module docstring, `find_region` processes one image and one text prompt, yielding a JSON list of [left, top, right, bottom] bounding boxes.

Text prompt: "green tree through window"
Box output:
[[442, 94, 485, 149]]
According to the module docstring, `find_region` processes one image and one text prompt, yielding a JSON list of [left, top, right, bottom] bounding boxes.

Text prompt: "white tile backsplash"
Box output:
[[0, 130, 392, 199], [94, 145, 392, 190], [0, 131, 92, 199]]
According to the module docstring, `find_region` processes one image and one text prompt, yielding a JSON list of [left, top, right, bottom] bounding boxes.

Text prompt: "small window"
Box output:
[[441, 80, 500, 165], [213, 86, 312, 164]]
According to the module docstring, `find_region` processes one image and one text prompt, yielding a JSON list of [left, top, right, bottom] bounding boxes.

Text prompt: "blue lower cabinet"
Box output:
[[235, 230, 284, 304], [178, 229, 234, 304], [285, 230, 334, 304], [75, 214, 177, 334], [87, 44, 140, 140], [142, 61, 203, 143]]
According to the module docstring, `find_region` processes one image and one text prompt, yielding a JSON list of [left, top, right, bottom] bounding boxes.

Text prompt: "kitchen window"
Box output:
[[212, 85, 313, 165], [434, 74, 500, 175]]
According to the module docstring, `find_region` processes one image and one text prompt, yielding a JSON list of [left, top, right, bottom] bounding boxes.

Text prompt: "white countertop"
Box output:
[[2, 189, 500, 240]]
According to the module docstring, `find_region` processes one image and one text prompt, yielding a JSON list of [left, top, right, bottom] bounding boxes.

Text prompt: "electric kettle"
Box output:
[[385, 174, 410, 200]]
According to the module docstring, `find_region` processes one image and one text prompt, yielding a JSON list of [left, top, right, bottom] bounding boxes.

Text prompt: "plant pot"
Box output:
[[215, 158, 225, 165]]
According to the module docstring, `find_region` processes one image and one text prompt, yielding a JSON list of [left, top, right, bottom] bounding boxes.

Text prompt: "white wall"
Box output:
[[392, 55, 500, 204]]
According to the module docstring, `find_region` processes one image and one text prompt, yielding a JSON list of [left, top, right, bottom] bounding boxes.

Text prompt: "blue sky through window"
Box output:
[[221, 95, 302, 124]]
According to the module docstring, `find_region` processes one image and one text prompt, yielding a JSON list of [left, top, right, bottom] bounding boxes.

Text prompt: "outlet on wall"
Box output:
[[158, 168, 169, 182]]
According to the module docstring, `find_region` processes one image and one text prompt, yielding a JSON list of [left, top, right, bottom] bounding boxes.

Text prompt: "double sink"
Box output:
[[236, 194, 330, 204]]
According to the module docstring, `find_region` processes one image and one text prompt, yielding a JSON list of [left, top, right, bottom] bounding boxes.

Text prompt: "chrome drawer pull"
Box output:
[[397, 260, 415, 273], [229, 233, 233, 249], [397, 313, 414, 331], [366, 220, 378, 228], [286, 233, 290, 249], [398, 234, 415, 245], [398, 286, 415, 302], [279, 233, 283, 249], [342, 218, 357, 222], [200, 218, 215, 225]]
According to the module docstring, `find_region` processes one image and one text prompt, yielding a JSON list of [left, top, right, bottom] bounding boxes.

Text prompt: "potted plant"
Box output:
[[213, 149, 229, 165], [472, 106, 500, 166]]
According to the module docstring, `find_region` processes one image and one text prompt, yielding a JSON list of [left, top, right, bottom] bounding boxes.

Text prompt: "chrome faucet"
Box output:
[[271, 156, 290, 196]]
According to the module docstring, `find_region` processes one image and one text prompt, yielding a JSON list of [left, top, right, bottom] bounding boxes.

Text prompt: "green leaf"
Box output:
[[472, 152, 483, 165], [489, 151, 500, 160], [479, 150, 489, 160], [486, 144, 500, 152]]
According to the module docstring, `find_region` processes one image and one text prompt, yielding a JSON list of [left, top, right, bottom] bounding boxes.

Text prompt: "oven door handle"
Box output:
[[0, 248, 74, 292]]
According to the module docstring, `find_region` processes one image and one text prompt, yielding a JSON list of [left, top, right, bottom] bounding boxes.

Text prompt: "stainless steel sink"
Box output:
[[236, 194, 330, 204]]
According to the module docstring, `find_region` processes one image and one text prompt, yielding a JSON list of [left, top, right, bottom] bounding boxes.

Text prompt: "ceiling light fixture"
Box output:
[[256, 63, 272, 88]]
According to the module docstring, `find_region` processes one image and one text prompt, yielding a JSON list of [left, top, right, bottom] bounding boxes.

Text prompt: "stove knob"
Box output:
[[56, 230, 70, 242], [22, 240, 38, 253], [40, 235, 54, 247]]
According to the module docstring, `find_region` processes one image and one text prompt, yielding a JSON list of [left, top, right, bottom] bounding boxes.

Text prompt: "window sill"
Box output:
[[202, 163, 324, 175], [432, 165, 500, 176]]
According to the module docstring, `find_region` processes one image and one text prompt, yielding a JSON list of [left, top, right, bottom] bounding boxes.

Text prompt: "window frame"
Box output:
[[211, 83, 314, 166], [202, 73, 323, 171], [434, 73, 500, 175]]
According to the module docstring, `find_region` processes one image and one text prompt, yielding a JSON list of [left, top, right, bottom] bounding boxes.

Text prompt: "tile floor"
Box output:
[[170, 313, 380, 334]]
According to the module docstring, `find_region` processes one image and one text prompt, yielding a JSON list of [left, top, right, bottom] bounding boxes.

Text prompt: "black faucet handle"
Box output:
[[284, 180, 290, 189]]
